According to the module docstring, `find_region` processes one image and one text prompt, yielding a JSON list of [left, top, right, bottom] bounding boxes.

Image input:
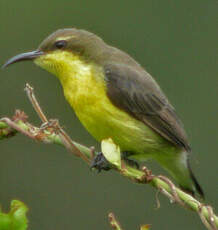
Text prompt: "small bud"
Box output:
[[101, 138, 121, 168], [140, 224, 151, 230]]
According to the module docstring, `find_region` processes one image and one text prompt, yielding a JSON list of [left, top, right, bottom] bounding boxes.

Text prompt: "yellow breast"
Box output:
[[35, 50, 166, 154], [60, 60, 163, 154]]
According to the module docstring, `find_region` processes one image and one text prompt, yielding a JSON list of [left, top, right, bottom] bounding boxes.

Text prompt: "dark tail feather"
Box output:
[[187, 159, 205, 199]]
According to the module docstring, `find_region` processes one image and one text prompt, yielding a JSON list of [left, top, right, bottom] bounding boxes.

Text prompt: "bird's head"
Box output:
[[2, 28, 107, 77]]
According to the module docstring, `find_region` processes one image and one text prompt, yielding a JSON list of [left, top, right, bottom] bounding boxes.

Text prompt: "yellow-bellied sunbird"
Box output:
[[3, 28, 204, 197]]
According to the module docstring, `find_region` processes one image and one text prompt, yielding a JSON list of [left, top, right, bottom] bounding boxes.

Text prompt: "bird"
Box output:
[[2, 28, 204, 197]]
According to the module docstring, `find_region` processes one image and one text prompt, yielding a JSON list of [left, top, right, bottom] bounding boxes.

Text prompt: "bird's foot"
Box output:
[[122, 151, 140, 169], [90, 152, 112, 172]]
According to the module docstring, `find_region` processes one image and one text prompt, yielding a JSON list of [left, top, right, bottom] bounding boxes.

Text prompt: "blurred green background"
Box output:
[[0, 0, 217, 229]]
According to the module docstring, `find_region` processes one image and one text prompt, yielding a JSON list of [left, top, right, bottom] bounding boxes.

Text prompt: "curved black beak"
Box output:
[[2, 50, 44, 69]]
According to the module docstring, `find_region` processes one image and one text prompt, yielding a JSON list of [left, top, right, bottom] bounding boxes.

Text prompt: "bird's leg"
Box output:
[[122, 151, 140, 169], [90, 151, 140, 172], [90, 152, 112, 172]]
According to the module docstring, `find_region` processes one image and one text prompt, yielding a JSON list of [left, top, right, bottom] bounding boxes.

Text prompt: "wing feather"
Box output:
[[105, 63, 191, 152]]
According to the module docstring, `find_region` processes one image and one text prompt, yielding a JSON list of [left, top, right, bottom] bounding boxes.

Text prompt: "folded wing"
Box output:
[[105, 63, 191, 152]]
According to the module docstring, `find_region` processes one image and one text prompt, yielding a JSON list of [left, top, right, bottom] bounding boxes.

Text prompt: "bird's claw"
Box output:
[[90, 152, 111, 172]]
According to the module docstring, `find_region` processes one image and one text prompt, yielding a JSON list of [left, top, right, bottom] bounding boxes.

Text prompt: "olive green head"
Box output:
[[2, 28, 108, 69], [38, 28, 106, 59]]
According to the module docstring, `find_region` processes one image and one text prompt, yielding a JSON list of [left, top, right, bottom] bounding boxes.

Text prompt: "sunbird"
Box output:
[[3, 28, 204, 197]]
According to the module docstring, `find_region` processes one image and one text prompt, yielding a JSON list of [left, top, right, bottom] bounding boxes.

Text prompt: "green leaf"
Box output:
[[0, 200, 28, 230]]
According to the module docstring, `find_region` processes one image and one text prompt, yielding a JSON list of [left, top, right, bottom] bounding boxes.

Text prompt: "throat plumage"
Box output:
[[60, 59, 106, 112], [34, 50, 106, 107]]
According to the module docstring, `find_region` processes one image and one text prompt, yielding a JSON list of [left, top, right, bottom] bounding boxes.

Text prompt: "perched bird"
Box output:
[[3, 28, 204, 197]]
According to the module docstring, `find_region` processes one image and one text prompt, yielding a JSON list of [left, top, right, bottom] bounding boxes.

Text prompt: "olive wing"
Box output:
[[105, 63, 191, 152]]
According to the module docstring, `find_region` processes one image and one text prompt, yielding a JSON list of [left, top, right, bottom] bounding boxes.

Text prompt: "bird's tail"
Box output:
[[186, 158, 204, 198], [155, 151, 204, 199]]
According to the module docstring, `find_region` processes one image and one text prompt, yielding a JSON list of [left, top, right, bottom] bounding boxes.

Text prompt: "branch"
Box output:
[[0, 84, 217, 230], [108, 212, 151, 230], [108, 213, 124, 230]]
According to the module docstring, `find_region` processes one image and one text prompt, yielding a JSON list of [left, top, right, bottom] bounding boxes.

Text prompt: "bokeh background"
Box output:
[[0, 0, 217, 229]]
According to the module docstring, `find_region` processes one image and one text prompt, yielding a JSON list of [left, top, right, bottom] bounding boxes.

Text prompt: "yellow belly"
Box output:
[[62, 66, 168, 156]]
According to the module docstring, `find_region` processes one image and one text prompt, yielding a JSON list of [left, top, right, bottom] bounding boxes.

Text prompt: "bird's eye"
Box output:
[[54, 40, 67, 49]]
